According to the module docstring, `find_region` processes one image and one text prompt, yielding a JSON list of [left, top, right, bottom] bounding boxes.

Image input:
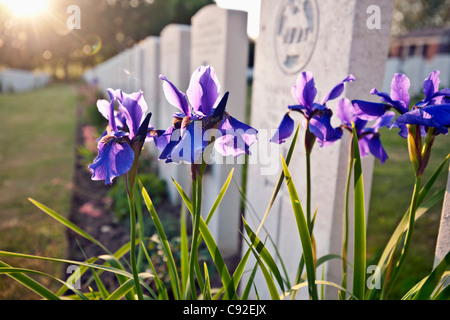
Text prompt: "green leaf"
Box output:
[[0, 267, 88, 300], [0, 260, 60, 300], [351, 124, 366, 300], [256, 124, 301, 235], [242, 216, 285, 293], [106, 278, 135, 300], [141, 185, 181, 300], [280, 280, 358, 300], [28, 198, 110, 254], [140, 240, 169, 300], [180, 205, 189, 296], [280, 155, 318, 300], [412, 251, 450, 300], [172, 177, 234, 300], [202, 262, 212, 300], [205, 168, 234, 225]]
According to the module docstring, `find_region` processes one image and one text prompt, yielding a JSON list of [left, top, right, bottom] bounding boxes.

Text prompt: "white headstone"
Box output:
[[139, 36, 161, 127], [434, 166, 450, 268], [158, 24, 192, 205], [242, 0, 394, 299], [190, 4, 250, 258]]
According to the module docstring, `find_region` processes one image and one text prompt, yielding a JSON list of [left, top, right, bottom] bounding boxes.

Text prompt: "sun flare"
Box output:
[[0, 0, 49, 18]]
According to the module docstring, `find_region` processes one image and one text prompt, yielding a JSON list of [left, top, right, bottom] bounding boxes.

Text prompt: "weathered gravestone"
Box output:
[[190, 4, 249, 258], [242, 0, 394, 299], [434, 166, 450, 269], [158, 24, 192, 205], [138, 36, 162, 161], [139, 36, 161, 127]]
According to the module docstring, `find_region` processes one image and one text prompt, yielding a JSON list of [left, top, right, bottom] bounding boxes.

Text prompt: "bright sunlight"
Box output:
[[0, 0, 49, 18]]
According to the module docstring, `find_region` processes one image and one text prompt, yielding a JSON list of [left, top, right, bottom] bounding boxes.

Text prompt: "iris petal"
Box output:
[[395, 104, 450, 135], [309, 112, 343, 147], [186, 65, 220, 116], [159, 75, 190, 116], [352, 100, 388, 121], [270, 113, 295, 144], [89, 132, 134, 185], [321, 75, 355, 104], [292, 71, 317, 110]]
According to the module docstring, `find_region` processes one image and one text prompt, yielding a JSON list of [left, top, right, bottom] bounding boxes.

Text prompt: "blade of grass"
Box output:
[[0, 260, 60, 300], [281, 155, 318, 300], [140, 240, 169, 300], [180, 204, 189, 295], [172, 177, 234, 300], [412, 251, 450, 300], [256, 124, 301, 235], [141, 184, 181, 300], [0, 267, 88, 300], [242, 216, 285, 293], [28, 198, 110, 255]]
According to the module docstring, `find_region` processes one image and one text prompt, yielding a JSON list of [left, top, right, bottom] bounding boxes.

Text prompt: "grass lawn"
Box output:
[[367, 127, 448, 299], [0, 84, 77, 299]]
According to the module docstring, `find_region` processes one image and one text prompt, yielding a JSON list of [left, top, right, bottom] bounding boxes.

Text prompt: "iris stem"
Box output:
[[385, 174, 422, 299], [186, 164, 204, 299], [341, 137, 354, 299], [126, 184, 144, 300]]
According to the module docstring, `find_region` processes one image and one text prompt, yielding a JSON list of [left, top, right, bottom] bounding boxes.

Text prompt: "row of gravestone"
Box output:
[[83, 1, 449, 299], [0, 68, 51, 93]]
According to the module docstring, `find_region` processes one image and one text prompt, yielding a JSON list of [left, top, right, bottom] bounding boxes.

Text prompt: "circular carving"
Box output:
[[275, 0, 319, 74]]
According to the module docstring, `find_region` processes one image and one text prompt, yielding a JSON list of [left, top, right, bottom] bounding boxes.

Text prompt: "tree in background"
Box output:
[[0, 0, 214, 80], [391, 0, 450, 36]]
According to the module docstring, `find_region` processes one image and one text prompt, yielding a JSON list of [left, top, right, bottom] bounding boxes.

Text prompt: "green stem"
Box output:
[[341, 137, 354, 298], [126, 185, 144, 300], [385, 175, 422, 299], [186, 165, 204, 299]]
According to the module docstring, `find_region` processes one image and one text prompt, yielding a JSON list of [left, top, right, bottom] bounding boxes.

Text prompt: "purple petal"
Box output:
[[159, 75, 190, 116], [270, 113, 295, 144], [148, 126, 174, 152], [352, 100, 388, 121], [89, 131, 134, 185], [423, 70, 441, 102], [371, 88, 408, 114], [336, 98, 354, 126], [170, 121, 206, 164], [292, 71, 317, 109], [321, 75, 355, 104], [215, 116, 258, 156], [309, 112, 343, 147], [367, 135, 388, 163], [395, 104, 450, 135], [372, 111, 396, 131], [390, 73, 411, 109], [186, 65, 220, 116], [119, 91, 146, 139], [358, 136, 371, 158], [158, 128, 182, 163]]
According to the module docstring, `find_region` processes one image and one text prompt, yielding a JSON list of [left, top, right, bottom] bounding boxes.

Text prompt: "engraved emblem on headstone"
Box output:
[[275, 0, 319, 74]]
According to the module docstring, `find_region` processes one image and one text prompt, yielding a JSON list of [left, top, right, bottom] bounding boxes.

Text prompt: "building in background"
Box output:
[[383, 26, 450, 95]]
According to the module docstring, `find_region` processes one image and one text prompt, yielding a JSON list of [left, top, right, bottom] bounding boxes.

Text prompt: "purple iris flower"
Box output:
[[158, 65, 258, 164], [271, 71, 355, 147], [89, 89, 156, 185], [337, 98, 394, 163], [352, 71, 450, 137]]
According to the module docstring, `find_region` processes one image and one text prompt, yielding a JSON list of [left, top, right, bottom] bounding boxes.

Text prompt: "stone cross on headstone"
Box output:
[[190, 4, 249, 258], [242, 0, 394, 299]]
